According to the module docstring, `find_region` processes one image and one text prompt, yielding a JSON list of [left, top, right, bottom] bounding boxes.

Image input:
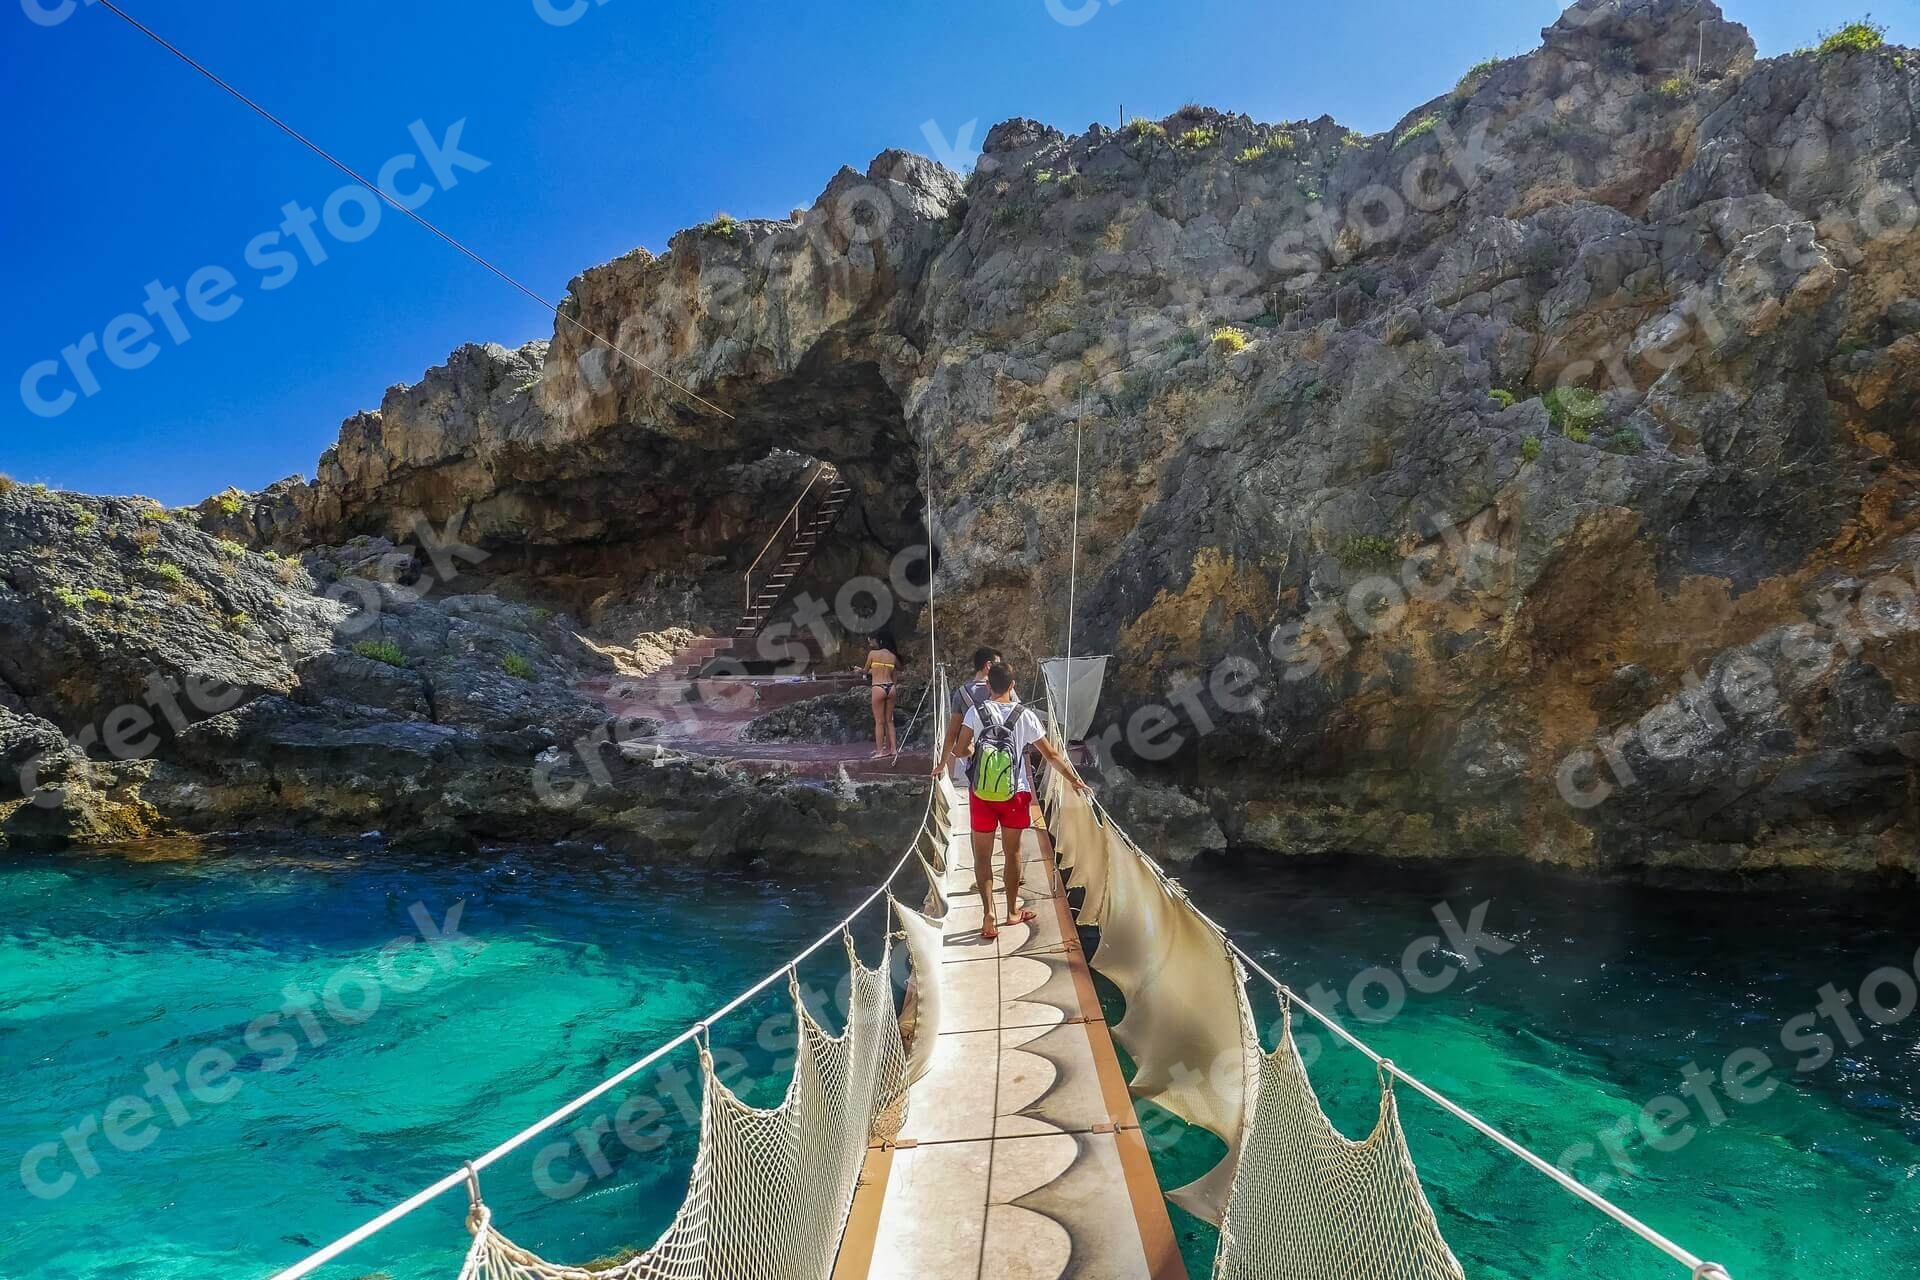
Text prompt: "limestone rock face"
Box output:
[[17, 0, 1920, 877]]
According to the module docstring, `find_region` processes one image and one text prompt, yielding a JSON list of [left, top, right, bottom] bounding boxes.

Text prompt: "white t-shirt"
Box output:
[[950, 682, 1018, 782], [961, 701, 1048, 797]]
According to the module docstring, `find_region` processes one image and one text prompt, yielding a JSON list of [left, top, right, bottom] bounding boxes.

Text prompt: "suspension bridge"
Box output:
[[263, 663, 1736, 1280], [84, 5, 1741, 1275]]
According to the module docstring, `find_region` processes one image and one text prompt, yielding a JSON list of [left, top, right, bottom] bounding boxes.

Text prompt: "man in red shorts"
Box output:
[[940, 661, 1090, 940]]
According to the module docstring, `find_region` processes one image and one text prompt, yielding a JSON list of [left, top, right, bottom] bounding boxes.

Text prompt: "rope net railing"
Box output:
[[85, 8, 1736, 1272], [457, 935, 911, 1280], [1212, 1002, 1464, 1280], [272, 693, 1737, 1280], [270, 666, 955, 1280], [1037, 767, 1734, 1280]]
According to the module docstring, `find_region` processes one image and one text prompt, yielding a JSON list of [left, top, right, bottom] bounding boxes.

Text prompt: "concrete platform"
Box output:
[[834, 807, 1186, 1280]]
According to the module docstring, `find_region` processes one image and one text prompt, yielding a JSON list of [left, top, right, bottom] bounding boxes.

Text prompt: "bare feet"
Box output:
[[981, 917, 999, 941]]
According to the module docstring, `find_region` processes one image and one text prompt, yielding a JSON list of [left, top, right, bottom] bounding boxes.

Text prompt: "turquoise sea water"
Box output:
[[1157, 859, 1920, 1280], [0, 845, 872, 1280], [2, 845, 1916, 1279]]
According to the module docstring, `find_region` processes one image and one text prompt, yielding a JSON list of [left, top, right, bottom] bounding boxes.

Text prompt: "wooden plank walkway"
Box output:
[[836, 805, 1187, 1280]]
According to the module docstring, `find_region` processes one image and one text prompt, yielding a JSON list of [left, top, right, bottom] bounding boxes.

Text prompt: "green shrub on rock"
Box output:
[[353, 639, 406, 667], [1458, 56, 1504, 93], [1544, 386, 1606, 434], [1211, 326, 1251, 354], [1394, 116, 1442, 149], [503, 652, 536, 680], [1338, 535, 1398, 569], [1815, 19, 1887, 56], [1652, 75, 1693, 102]]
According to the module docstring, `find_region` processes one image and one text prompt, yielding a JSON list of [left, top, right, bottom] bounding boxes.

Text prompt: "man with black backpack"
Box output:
[[939, 661, 1090, 939]]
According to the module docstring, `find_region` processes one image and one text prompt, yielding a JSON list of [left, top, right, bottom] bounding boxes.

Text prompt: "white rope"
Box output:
[[924, 443, 938, 683], [1219, 926, 1724, 1276], [270, 789, 936, 1280], [890, 677, 934, 764], [277, 394, 958, 1280], [1072, 792, 1729, 1279], [1066, 410, 1084, 668]]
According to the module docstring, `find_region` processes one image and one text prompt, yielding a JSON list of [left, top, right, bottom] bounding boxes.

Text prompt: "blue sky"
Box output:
[[3, 0, 1912, 504]]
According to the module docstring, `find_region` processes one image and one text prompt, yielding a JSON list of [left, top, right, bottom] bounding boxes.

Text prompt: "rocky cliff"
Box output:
[[7, 0, 1918, 878]]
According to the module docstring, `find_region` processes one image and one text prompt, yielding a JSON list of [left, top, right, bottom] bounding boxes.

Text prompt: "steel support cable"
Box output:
[[91, 0, 734, 421]]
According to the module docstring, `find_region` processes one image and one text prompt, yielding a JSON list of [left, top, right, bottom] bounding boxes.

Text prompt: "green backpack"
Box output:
[[969, 701, 1020, 802]]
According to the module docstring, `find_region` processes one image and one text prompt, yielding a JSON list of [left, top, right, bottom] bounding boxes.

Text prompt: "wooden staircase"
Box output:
[[736, 461, 854, 644]]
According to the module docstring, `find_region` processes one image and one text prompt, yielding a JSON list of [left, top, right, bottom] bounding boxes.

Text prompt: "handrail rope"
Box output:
[[890, 676, 934, 764], [923, 444, 938, 681], [271, 415, 950, 1280], [91, 0, 735, 423], [744, 461, 833, 616], [1073, 788, 1729, 1279], [1229, 944, 1725, 1279], [270, 785, 939, 1280], [1066, 410, 1083, 671]]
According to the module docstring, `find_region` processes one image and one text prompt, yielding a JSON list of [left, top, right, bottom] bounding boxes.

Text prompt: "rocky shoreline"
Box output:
[[6, 0, 1919, 878]]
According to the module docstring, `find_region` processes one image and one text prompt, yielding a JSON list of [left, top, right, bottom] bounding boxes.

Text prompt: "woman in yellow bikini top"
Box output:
[[861, 629, 900, 758]]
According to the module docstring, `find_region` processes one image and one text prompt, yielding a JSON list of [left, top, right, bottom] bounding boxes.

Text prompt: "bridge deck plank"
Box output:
[[836, 806, 1186, 1280]]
